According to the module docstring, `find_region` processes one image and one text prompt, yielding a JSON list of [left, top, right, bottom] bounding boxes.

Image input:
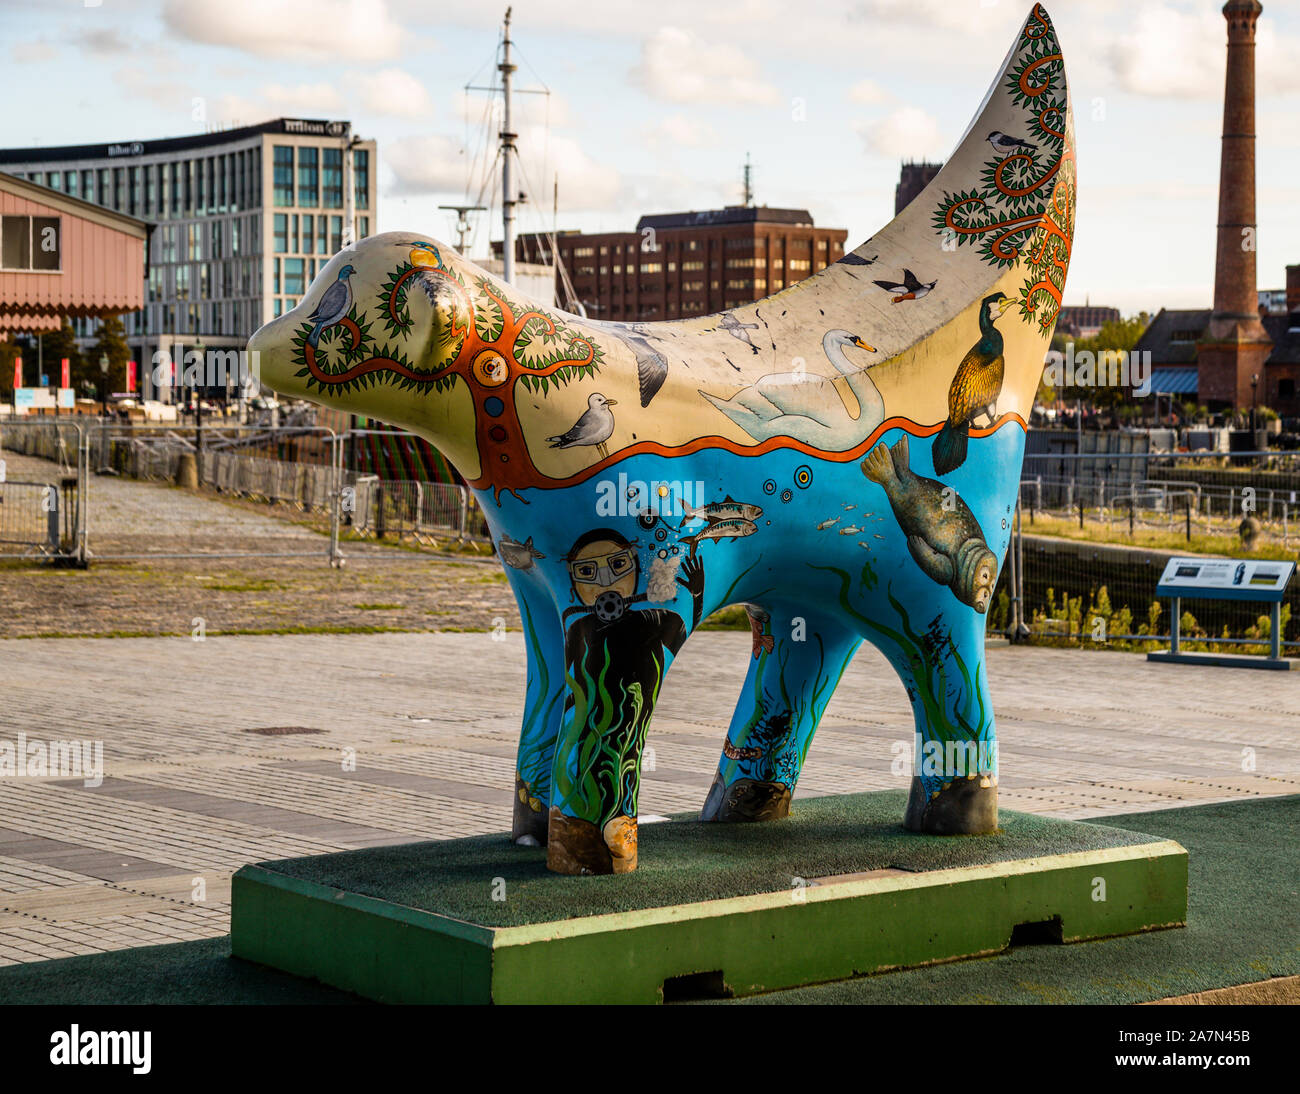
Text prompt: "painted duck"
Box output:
[[700, 329, 881, 449], [932, 291, 1012, 475]]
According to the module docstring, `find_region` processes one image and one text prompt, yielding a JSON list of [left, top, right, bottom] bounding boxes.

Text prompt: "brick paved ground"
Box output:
[[1, 631, 1297, 966], [0, 448, 515, 638], [1, 446, 1297, 968]]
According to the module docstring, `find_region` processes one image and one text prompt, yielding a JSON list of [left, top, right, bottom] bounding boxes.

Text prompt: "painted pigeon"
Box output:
[[306, 265, 356, 348], [546, 392, 618, 459]]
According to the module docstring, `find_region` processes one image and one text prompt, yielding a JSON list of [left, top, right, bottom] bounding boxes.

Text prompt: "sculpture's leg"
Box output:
[[546, 636, 682, 876], [701, 607, 861, 822], [507, 572, 566, 846], [894, 607, 998, 834]]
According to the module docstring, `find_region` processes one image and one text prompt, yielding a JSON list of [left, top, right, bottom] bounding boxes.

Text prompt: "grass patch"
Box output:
[[698, 604, 751, 631], [353, 602, 404, 611], [203, 578, 286, 593], [1023, 515, 1296, 559]]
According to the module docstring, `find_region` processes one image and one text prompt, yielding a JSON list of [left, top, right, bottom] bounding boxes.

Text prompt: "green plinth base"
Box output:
[[230, 790, 1187, 1004]]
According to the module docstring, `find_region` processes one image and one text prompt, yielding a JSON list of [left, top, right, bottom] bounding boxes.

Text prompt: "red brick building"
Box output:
[[500, 205, 847, 322], [1132, 1, 1299, 417]]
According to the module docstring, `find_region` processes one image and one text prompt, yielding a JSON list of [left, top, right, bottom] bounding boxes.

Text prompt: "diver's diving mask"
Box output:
[[567, 548, 636, 588]]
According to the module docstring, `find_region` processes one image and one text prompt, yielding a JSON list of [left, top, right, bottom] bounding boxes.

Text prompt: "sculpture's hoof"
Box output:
[[546, 808, 638, 874], [903, 774, 998, 834], [700, 773, 792, 822], [512, 777, 548, 846]]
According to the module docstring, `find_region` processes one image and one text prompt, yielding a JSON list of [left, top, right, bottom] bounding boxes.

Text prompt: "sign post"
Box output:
[[1148, 557, 1295, 670]]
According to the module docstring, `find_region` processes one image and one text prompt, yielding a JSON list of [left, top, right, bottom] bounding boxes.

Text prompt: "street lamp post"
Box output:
[[99, 354, 109, 418], [195, 337, 205, 485], [1251, 372, 1259, 436]]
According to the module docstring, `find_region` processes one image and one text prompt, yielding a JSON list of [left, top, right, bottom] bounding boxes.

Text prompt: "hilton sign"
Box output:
[[282, 120, 349, 137]]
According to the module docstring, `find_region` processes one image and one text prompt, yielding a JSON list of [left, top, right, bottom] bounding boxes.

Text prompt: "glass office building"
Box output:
[[0, 118, 376, 400]]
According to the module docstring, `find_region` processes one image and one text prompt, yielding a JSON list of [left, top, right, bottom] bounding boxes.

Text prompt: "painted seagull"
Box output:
[[547, 392, 618, 460], [986, 131, 1036, 157], [872, 268, 938, 304], [716, 312, 760, 353], [306, 264, 356, 348], [837, 252, 879, 266]]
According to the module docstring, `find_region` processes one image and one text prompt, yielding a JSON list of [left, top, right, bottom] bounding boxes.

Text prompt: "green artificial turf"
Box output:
[[0, 794, 1295, 1005], [740, 794, 1300, 1005], [250, 789, 1156, 928]]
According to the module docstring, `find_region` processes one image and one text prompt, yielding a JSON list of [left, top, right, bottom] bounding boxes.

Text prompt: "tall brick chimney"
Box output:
[[1198, 0, 1273, 408]]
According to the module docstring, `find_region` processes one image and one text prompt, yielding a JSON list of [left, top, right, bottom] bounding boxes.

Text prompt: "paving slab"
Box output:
[[0, 630, 1297, 964]]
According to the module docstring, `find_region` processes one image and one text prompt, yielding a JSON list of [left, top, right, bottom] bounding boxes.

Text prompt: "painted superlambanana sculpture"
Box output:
[[249, 4, 1075, 874]]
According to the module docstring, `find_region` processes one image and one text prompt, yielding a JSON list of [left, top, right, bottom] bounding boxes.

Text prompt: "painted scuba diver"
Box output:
[[547, 529, 705, 875]]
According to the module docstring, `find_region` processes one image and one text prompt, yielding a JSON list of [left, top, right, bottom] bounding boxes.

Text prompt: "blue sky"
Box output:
[[3, 0, 1299, 314]]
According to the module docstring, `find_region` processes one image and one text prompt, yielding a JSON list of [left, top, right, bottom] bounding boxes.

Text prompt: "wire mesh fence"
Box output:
[[995, 450, 1299, 654], [0, 480, 61, 557], [2, 421, 1297, 651]]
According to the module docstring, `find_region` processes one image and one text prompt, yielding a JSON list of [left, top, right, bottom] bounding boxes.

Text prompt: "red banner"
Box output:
[[127, 360, 136, 393], [60, 357, 69, 389], [12, 356, 20, 390]]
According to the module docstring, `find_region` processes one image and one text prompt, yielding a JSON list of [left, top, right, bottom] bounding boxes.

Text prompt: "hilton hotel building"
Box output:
[[0, 118, 375, 400]]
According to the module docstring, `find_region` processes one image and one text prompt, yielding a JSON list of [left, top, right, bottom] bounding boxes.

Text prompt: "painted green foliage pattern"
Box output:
[[930, 5, 1072, 334]]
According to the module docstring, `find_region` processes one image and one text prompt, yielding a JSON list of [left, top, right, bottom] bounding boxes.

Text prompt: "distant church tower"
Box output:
[[1198, 0, 1273, 408]]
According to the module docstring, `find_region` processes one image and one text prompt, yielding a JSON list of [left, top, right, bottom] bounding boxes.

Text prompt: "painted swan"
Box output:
[[699, 329, 883, 449]]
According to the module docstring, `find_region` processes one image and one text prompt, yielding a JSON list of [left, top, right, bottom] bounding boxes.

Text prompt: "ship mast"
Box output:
[[499, 7, 517, 284]]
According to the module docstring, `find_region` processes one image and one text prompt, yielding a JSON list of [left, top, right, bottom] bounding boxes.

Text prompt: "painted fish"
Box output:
[[681, 517, 757, 556], [678, 495, 763, 528], [498, 535, 545, 571], [817, 517, 840, 530], [860, 435, 997, 613], [843, 504, 856, 510], [723, 739, 764, 761], [745, 605, 775, 658], [838, 525, 862, 535]]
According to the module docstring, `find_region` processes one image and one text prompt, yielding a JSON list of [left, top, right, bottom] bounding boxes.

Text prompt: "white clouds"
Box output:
[[536, 129, 623, 213], [384, 125, 623, 216], [847, 79, 889, 105], [1100, 6, 1223, 99], [10, 40, 58, 65], [209, 83, 343, 126], [645, 114, 716, 149], [351, 68, 435, 119], [857, 106, 947, 160], [631, 26, 779, 106], [384, 134, 471, 196], [1095, 5, 1300, 100], [162, 0, 403, 63]]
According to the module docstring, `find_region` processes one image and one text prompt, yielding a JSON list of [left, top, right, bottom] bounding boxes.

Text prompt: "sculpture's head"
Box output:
[[247, 233, 483, 474]]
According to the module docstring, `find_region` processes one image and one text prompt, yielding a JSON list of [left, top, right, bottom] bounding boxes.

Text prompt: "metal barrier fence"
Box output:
[[997, 450, 1300, 652], [0, 480, 60, 557], [347, 477, 488, 542], [6, 423, 1293, 648], [0, 419, 488, 564]]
